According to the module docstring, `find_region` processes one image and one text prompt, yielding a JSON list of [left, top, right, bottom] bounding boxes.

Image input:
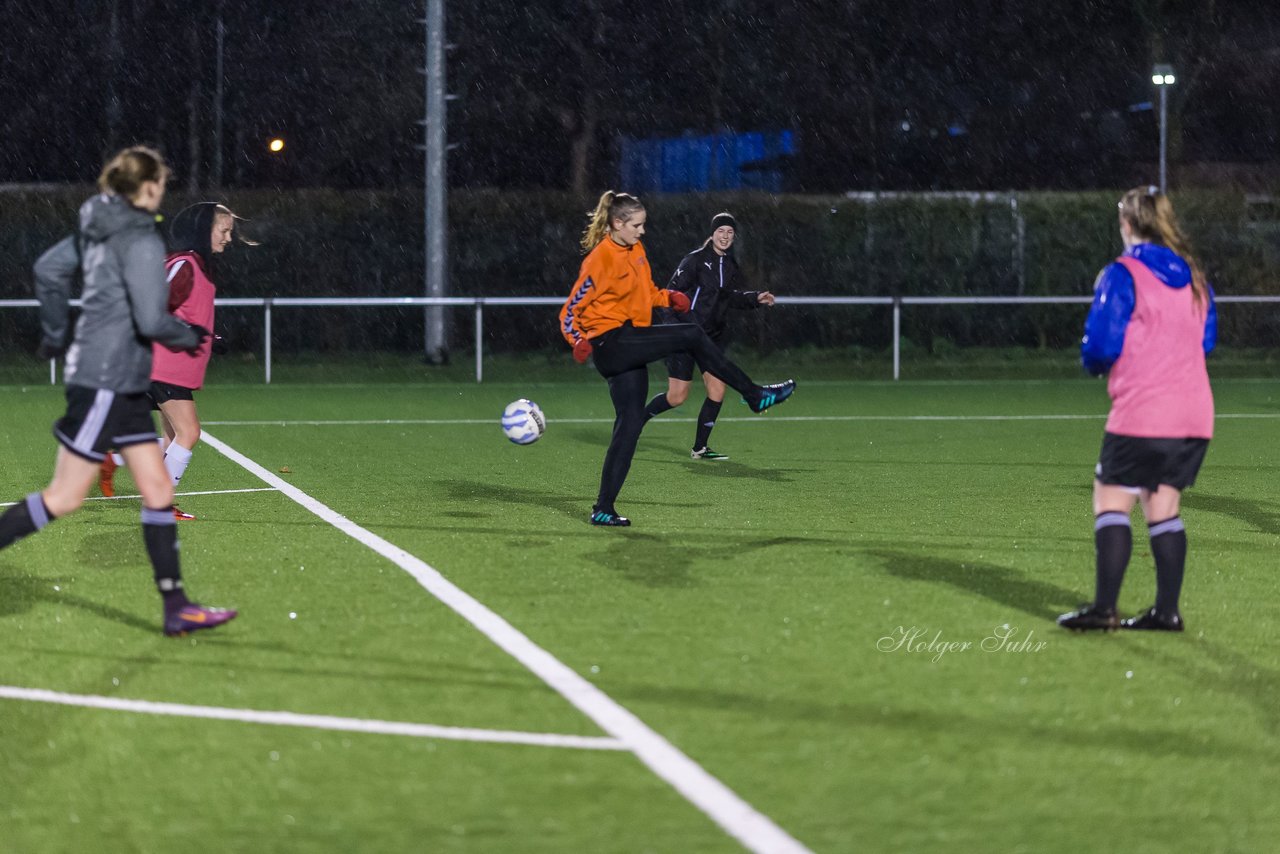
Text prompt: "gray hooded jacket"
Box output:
[[34, 193, 202, 393]]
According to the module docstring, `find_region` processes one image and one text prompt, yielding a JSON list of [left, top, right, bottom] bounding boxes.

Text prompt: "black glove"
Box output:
[[184, 322, 212, 352], [36, 340, 65, 360], [211, 335, 229, 356]]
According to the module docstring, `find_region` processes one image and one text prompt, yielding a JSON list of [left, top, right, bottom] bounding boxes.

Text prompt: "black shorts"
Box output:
[[665, 329, 726, 382], [53, 386, 158, 462], [1095, 432, 1210, 492], [149, 380, 195, 406]]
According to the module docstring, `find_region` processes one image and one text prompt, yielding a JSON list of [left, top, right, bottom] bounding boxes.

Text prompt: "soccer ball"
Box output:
[[501, 398, 545, 445]]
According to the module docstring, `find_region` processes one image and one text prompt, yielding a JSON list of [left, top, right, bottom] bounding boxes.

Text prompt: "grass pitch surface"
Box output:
[[2, 370, 1279, 853]]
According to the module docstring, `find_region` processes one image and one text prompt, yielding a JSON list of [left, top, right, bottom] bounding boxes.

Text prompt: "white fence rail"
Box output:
[[4, 294, 1280, 384]]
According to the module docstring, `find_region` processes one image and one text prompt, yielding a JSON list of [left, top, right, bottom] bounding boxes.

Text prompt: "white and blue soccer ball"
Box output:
[[501, 398, 545, 445]]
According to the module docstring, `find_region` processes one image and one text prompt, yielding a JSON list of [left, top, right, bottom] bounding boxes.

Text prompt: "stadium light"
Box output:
[[1152, 64, 1175, 192]]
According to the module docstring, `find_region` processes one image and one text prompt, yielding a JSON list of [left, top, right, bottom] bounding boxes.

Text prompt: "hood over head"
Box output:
[[167, 202, 223, 266]]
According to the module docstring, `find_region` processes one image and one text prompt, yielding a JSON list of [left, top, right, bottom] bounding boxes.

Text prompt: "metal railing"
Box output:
[[5, 294, 1279, 383]]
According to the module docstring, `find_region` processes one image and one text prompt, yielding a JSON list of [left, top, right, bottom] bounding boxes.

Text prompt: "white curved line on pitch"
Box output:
[[201, 429, 813, 854], [0, 487, 278, 509], [0, 685, 625, 751], [203, 412, 1280, 427]]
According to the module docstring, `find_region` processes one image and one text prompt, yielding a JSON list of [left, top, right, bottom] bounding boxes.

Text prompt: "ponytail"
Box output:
[[1118, 186, 1208, 308], [580, 190, 645, 253], [97, 146, 168, 201]]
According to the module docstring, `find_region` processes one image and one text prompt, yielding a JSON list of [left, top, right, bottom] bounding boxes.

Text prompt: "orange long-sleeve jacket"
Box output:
[[559, 237, 677, 345]]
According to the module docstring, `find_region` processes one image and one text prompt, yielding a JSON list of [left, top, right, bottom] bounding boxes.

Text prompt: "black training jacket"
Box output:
[[661, 243, 761, 336]]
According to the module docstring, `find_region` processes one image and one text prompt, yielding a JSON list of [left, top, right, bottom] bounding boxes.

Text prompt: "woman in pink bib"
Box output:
[[99, 202, 255, 520], [1059, 187, 1217, 633]]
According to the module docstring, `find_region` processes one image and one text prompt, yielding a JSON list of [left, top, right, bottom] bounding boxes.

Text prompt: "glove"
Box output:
[[211, 335, 229, 356], [36, 340, 65, 360], [183, 322, 212, 353], [666, 290, 691, 313], [572, 337, 593, 364]]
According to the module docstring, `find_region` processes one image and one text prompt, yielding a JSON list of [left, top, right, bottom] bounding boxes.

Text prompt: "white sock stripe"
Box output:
[[1095, 512, 1131, 530], [25, 493, 49, 529], [1148, 517, 1185, 537], [141, 507, 176, 526]]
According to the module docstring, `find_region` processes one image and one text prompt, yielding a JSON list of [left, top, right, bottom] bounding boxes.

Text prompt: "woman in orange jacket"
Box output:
[[560, 191, 796, 526]]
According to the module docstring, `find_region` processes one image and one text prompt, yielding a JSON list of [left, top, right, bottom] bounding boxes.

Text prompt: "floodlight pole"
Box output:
[[1158, 84, 1168, 193], [1152, 63, 1175, 193], [422, 0, 449, 364], [213, 5, 225, 188]]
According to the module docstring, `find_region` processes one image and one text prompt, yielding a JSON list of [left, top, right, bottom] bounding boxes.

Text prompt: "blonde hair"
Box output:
[[97, 146, 168, 200], [580, 190, 644, 253], [1118, 186, 1207, 307]]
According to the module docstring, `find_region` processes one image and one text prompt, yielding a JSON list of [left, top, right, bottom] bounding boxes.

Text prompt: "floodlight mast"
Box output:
[[213, 4, 224, 188], [1152, 63, 1176, 193], [422, 0, 449, 364]]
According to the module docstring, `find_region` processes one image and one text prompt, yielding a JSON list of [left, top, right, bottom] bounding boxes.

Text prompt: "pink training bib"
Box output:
[[1105, 255, 1213, 439]]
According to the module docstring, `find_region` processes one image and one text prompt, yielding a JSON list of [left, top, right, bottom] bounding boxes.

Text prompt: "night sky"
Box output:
[[1, 0, 1276, 193]]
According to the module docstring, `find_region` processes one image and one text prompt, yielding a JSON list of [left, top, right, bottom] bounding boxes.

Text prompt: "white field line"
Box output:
[[0, 486, 278, 509], [204, 412, 1280, 427], [205, 415, 1104, 427], [0, 685, 625, 751], [200, 429, 811, 854]]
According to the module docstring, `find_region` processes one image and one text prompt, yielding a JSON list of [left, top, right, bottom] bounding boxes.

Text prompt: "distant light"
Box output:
[[1163, 74, 1176, 85], [1151, 63, 1176, 86], [268, 137, 285, 153], [900, 120, 911, 132]]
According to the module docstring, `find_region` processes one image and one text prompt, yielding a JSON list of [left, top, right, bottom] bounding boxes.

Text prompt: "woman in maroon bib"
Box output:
[[99, 202, 255, 520]]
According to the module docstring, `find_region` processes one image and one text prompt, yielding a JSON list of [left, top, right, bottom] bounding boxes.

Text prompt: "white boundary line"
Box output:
[[203, 412, 1280, 427], [0, 685, 625, 751], [200, 429, 811, 854], [0, 487, 279, 509]]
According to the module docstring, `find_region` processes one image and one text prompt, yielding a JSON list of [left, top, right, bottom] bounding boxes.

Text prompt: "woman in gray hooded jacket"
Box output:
[[0, 146, 237, 637]]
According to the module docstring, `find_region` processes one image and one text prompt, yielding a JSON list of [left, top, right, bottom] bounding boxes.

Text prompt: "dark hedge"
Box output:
[[1, 187, 1275, 358]]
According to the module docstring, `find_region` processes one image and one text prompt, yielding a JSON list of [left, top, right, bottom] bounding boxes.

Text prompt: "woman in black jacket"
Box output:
[[644, 212, 776, 459]]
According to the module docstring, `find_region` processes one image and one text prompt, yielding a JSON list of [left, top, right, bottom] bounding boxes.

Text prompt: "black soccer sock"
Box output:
[[1093, 511, 1132, 611], [595, 368, 648, 514], [1148, 516, 1187, 614], [692, 398, 723, 450], [0, 493, 52, 550], [644, 392, 676, 421], [142, 506, 188, 614]]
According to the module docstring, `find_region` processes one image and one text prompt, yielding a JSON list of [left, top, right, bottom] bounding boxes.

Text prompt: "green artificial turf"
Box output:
[[2, 372, 1279, 852]]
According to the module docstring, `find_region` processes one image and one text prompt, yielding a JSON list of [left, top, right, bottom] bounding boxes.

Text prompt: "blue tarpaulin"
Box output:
[[620, 130, 795, 192]]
